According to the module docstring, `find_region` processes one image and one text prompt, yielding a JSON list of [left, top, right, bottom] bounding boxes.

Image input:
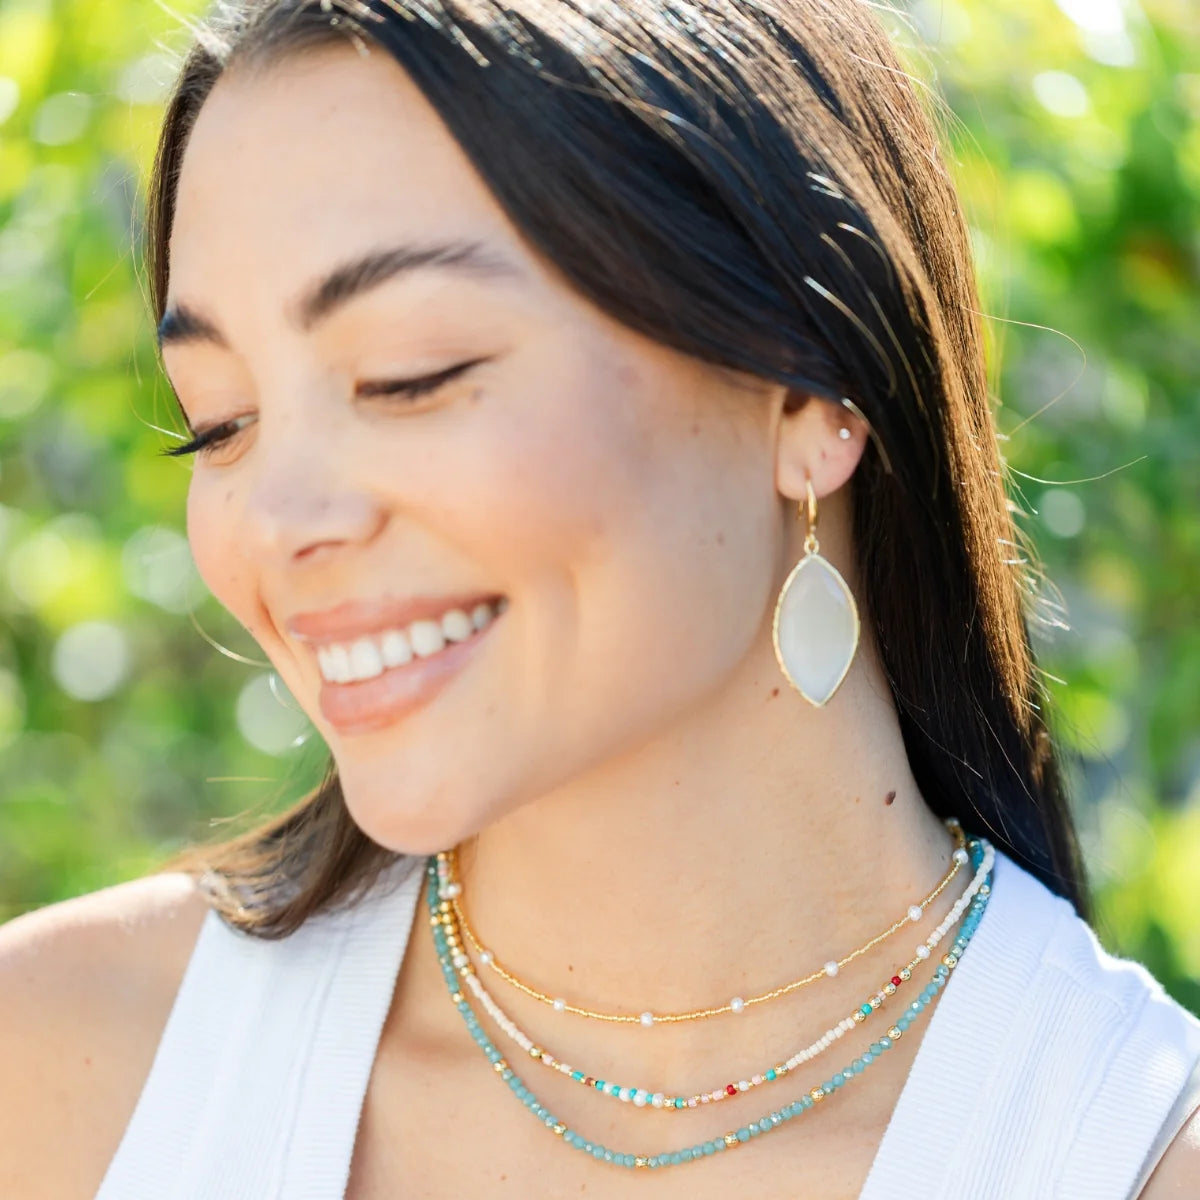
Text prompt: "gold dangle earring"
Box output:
[[771, 477, 860, 707]]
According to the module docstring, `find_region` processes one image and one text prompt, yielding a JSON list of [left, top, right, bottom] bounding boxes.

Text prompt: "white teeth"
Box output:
[[321, 644, 352, 684], [313, 597, 506, 683], [380, 628, 413, 668], [348, 638, 384, 680], [441, 608, 473, 642], [409, 618, 447, 657]]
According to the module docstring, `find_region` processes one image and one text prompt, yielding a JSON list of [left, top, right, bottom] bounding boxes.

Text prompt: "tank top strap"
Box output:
[[860, 847, 1200, 1199], [95, 855, 426, 1200]]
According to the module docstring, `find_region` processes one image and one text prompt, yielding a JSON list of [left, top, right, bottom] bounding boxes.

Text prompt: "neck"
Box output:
[[411, 633, 965, 1093]]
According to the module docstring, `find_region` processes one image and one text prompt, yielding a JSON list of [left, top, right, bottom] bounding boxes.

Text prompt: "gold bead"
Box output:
[[635, 1157, 649, 1169], [810, 1087, 825, 1102], [899, 968, 912, 981], [493, 1059, 508, 1072], [942, 953, 958, 969], [853, 1009, 866, 1023], [887, 1025, 902, 1039], [529, 1047, 543, 1059], [884, 982, 896, 995], [724, 1133, 740, 1147], [450, 991, 463, 1004], [552, 1123, 566, 1136]]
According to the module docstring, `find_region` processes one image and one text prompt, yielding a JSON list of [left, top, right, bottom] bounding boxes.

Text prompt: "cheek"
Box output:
[[186, 476, 255, 624], [436, 364, 774, 716]]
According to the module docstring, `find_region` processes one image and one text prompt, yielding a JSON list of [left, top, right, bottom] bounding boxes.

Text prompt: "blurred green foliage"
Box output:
[[0, 0, 1197, 1015]]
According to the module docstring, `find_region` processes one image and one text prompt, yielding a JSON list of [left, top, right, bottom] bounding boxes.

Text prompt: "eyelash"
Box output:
[[160, 359, 482, 460]]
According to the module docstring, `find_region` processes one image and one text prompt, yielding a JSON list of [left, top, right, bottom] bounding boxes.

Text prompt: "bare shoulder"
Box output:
[[0, 872, 212, 1200], [1138, 1104, 1200, 1198]]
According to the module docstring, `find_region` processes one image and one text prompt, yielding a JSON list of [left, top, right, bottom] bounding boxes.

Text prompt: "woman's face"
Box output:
[[166, 42, 785, 853]]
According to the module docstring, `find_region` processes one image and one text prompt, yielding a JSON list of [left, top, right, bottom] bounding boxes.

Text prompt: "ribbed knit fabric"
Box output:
[[93, 855, 427, 1200], [94, 846, 1200, 1199], [858, 848, 1200, 1199]]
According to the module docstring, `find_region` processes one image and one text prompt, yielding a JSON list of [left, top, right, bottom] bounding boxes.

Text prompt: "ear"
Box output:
[[773, 390, 869, 505]]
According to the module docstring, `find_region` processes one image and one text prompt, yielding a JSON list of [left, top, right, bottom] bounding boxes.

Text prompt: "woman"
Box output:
[[1, 0, 1197, 1195]]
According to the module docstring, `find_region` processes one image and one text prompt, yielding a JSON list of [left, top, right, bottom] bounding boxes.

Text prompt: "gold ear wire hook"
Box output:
[[803, 478, 819, 555]]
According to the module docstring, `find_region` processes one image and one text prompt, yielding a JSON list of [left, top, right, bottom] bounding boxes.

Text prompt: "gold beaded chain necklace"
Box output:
[[443, 816, 968, 1026]]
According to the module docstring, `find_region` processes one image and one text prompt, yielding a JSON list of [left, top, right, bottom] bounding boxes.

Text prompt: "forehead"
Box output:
[[168, 41, 519, 303]]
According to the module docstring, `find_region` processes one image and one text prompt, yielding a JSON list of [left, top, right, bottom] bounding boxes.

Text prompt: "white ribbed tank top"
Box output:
[[94, 846, 1200, 1199]]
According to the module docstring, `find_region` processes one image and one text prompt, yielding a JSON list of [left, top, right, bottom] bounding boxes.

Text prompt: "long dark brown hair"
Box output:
[[148, 0, 1091, 936]]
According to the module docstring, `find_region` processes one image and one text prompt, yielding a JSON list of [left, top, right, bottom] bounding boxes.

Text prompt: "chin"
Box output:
[[341, 780, 484, 858]]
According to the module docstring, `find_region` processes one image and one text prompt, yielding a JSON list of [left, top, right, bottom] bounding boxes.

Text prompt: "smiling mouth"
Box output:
[[312, 597, 507, 736], [314, 595, 508, 686]]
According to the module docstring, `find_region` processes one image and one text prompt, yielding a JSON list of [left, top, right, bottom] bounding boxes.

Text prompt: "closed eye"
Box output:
[[158, 356, 489, 460]]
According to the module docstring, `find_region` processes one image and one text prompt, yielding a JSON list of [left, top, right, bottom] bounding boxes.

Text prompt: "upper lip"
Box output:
[[285, 591, 503, 646]]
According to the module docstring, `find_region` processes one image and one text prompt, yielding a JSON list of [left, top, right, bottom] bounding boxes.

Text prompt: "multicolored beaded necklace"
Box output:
[[426, 833, 995, 1170], [439, 841, 992, 1110]]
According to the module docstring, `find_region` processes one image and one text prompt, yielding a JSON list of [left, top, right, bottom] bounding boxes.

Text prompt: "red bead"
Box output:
[[891, 976, 902, 986], [725, 1084, 738, 1096]]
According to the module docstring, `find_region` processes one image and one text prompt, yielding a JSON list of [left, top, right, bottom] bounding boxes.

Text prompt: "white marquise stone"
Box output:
[[773, 553, 859, 706]]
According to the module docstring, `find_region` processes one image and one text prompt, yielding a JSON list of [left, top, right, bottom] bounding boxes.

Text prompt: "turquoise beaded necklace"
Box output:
[[427, 834, 995, 1171]]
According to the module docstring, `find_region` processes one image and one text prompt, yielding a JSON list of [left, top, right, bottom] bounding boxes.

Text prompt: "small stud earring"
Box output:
[[837, 426, 851, 439]]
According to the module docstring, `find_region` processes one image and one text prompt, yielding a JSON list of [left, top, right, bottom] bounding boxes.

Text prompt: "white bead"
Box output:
[[730, 996, 745, 1013], [633, 1090, 648, 1106], [640, 1011, 654, 1027], [651, 1093, 665, 1108], [552, 998, 566, 1012], [908, 905, 923, 923], [618, 1087, 632, 1102], [916, 944, 931, 959], [824, 960, 839, 977], [953, 847, 969, 864], [479, 950, 493, 965], [439, 882, 462, 899]]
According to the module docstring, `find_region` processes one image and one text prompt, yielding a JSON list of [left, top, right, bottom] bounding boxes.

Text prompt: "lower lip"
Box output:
[[316, 612, 502, 736]]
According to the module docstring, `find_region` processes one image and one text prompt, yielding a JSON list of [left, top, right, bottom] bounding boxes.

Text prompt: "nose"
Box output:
[[242, 435, 387, 564]]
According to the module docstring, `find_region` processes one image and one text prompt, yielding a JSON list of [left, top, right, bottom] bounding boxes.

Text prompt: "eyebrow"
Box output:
[[156, 238, 529, 352]]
